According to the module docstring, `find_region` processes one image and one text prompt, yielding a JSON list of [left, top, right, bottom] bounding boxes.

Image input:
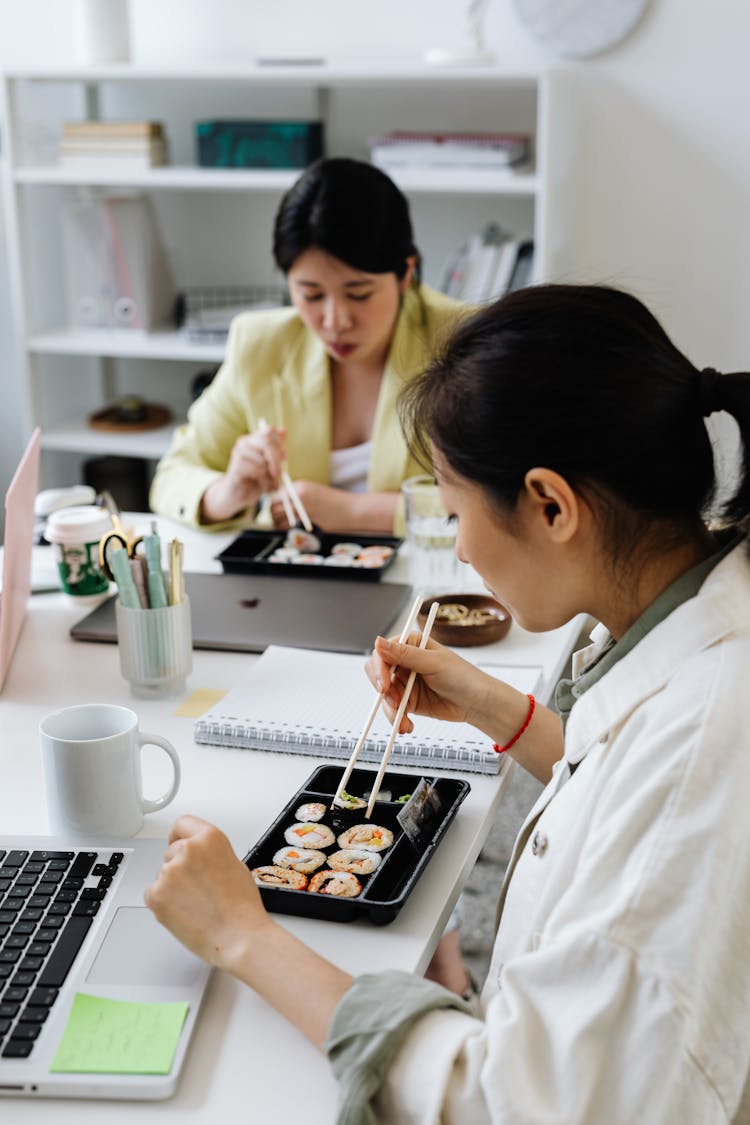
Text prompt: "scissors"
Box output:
[[98, 512, 145, 582]]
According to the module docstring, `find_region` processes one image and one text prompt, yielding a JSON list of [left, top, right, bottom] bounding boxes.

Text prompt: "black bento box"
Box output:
[[217, 529, 402, 582], [242, 765, 470, 925]]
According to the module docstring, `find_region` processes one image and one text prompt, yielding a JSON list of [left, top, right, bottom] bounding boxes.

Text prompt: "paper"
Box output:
[[193, 646, 544, 776], [50, 993, 189, 1075], [175, 687, 227, 718]]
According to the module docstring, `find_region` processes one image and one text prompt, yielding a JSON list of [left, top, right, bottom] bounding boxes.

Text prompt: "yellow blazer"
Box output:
[[149, 284, 465, 534]]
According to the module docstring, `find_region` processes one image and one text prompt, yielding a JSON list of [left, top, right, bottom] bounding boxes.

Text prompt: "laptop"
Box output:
[[70, 570, 413, 655], [0, 428, 40, 694], [0, 834, 211, 1099]]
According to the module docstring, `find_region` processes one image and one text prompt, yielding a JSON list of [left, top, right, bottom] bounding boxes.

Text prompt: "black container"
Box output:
[[242, 765, 470, 925], [217, 530, 402, 583]]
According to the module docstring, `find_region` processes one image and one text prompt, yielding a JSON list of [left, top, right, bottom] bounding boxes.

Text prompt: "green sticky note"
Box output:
[[50, 993, 189, 1075]]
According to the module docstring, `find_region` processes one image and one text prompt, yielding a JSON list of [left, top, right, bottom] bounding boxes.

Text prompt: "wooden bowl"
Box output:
[[418, 593, 511, 647]]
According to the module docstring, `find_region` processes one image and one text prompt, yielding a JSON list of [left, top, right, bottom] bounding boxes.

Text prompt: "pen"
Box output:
[[109, 545, 141, 609], [168, 539, 184, 605], [144, 521, 168, 608], [130, 556, 150, 608]]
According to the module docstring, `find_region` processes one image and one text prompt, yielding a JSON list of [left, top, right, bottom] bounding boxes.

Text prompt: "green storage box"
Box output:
[[195, 120, 324, 169]]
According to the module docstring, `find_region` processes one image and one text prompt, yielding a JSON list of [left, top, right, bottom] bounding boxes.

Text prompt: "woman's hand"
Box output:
[[201, 426, 286, 523], [366, 634, 495, 734], [270, 479, 350, 530], [144, 815, 272, 973]]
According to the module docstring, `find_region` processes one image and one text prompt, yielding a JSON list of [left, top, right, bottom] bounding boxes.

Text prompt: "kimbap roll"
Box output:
[[285, 529, 321, 553], [337, 824, 394, 852], [273, 846, 327, 874], [252, 865, 307, 890], [284, 822, 336, 849], [328, 849, 381, 875], [309, 870, 362, 897], [295, 801, 327, 823]]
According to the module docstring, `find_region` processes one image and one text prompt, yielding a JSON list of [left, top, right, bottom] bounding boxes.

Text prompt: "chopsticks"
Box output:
[[365, 600, 439, 818], [280, 470, 313, 533], [257, 416, 313, 532], [331, 592, 424, 809]]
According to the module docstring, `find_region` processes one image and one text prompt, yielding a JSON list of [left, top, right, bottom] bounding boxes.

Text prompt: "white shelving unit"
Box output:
[[0, 62, 577, 490]]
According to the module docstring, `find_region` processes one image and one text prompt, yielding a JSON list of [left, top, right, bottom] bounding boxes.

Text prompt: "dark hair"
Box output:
[[273, 157, 419, 281], [400, 284, 750, 539]]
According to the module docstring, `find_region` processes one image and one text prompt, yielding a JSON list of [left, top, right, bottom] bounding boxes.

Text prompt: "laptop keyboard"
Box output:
[[0, 848, 122, 1060]]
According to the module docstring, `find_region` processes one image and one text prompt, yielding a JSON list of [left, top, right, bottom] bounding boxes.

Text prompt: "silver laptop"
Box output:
[[0, 834, 211, 1099], [70, 570, 413, 656]]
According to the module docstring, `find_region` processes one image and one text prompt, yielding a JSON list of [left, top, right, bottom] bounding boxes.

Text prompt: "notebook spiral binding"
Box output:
[[193, 720, 501, 775]]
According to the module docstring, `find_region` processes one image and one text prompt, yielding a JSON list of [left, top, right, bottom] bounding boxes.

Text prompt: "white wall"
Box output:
[[1, 0, 749, 504]]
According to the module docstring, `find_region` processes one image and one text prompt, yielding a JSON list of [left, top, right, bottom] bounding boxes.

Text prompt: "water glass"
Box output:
[[401, 475, 460, 593]]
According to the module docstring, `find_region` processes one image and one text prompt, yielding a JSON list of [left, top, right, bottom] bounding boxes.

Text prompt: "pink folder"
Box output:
[[0, 428, 41, 692]]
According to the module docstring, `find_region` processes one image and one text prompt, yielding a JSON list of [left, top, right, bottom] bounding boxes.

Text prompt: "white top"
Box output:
[[329, 440, 372, 493], [376, 542, 750, 1123]]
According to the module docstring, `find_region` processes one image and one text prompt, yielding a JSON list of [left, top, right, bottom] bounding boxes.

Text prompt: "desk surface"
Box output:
[[1, 516, 582, 1119]]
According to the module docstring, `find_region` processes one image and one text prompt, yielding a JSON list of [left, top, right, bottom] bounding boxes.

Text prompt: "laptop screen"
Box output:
[[0, 428, 41, 692]]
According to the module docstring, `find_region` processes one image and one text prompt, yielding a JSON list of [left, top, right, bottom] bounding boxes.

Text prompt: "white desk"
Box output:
[[1, 517, 582, 1120]]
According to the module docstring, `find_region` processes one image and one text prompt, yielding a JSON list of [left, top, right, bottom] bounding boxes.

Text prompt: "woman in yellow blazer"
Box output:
[[150, 158, 465, 535]]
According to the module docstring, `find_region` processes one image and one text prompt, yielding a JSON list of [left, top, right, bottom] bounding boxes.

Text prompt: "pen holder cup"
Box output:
[[115, 596, 193, 699]]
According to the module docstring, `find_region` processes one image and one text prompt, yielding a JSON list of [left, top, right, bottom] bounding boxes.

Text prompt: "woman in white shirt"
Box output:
[[145, 284, 750, 1123]]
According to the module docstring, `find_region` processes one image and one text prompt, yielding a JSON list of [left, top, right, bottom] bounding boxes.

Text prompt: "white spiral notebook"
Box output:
[[193, 645, 544, 776]]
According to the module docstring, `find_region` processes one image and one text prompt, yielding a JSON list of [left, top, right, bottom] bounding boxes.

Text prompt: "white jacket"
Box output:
[[376, 541, 750, 1124]]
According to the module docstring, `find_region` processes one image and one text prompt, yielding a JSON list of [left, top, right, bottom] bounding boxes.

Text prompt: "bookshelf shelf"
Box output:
[[1, 63, 575, 490]]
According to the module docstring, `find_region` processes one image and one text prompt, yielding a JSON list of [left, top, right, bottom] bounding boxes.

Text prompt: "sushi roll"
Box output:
[[273, 846, 327, 874], [295, 553, 324, 565], [308, 870, 362, 897], [357, 544, 394, 561], [269, 547, 299, 563], [285, 529, 321, 553], [330, 542, 362, 557], [328, 849, 382, 875], [323, 554, 356, 567], [332, 790, 367, 811], [284, 821, 336, 849], [337, 824, 394, 852], [354, 555, 384, 569], [295, 801, 327, 822], [252, 865, 307, 890]]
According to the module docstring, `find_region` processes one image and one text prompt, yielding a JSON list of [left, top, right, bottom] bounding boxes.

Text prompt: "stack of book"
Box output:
[[58, 121, 167, 171], [369, 130, 530, 172], [439, 223, 534, 304]]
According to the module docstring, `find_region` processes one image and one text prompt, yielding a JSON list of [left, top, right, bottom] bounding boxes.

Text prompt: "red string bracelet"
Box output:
[[493, 694, 536, 754]]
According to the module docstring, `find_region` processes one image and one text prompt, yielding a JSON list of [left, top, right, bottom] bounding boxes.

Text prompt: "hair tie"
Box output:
[[698, 366, 722, 417]]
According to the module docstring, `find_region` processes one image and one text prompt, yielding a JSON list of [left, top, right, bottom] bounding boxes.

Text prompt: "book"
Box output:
[[369, 131, 530, 169], [487, 238, 523, 299], [193, 645, 544, 776], [62, 121, 165, 139], [59, 138, 167, 170]]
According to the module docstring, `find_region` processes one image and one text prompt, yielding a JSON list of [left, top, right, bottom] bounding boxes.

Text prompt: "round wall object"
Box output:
[[513, 0, 651, 58]]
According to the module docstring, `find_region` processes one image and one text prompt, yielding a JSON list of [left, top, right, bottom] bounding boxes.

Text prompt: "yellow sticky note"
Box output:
[[50, 993, 189, 1075], [174, 688, 227, 718]]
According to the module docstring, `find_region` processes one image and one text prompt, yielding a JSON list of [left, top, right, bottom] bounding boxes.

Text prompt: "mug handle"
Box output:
[[138, 733, 181, 814]]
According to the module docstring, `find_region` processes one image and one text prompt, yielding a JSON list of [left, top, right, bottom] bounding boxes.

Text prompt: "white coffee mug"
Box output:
[[40, 704, 180, 838]]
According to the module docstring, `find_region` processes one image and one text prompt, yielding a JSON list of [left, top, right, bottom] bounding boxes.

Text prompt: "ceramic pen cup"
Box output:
[[115, 595, 192, 698]]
